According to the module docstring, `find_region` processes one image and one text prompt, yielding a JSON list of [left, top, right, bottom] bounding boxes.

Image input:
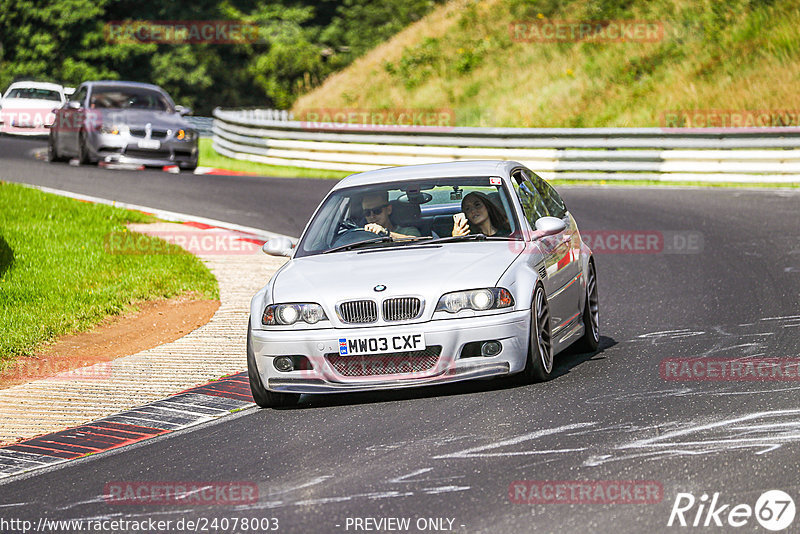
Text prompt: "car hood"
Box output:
[[272, 242, 522, 307], [98, 109, 190, 130]]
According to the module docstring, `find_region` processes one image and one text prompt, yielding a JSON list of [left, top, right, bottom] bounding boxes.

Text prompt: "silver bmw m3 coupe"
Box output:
[[248, 160, 599, 407], [48, 81, 198, 170]]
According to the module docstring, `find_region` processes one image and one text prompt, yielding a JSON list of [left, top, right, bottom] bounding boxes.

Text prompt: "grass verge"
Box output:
[[198, 139, 349, 179], [294, 0, 800, 128], [0, 182, 219, 365]]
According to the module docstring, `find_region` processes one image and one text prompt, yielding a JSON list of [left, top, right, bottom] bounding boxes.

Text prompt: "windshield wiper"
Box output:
[[322, 235, 394, 254], [420, 234, 516, 245]]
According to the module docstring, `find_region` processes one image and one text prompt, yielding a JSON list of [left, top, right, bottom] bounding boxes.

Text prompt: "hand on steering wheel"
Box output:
[[364, 223, 390, 237]]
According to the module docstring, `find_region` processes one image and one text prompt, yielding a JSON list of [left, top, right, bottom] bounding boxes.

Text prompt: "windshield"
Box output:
[[295, 176, 521, 258], [89, 86, 172, 111], [5, 88, 62, 101]]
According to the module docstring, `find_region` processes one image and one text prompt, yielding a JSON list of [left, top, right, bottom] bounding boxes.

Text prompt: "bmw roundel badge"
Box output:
[[374, 284, 387, 292]]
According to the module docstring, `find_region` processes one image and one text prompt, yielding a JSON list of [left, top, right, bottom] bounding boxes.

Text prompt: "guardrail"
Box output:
[[212, 108, 800, 182], [185, 116, 214, 138]]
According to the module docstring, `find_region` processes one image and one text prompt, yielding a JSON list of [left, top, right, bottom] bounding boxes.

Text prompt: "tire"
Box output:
[[247, 323, 300, 408], [48, 131, 64, 162], [78, 130, 91, 165], [521, 284, 554, 382], [573, 261, 600, 353]]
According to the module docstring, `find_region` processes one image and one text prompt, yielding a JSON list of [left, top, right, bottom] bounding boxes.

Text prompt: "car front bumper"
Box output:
[[249, 310, 530, 394], [88, 132, 198, 168]]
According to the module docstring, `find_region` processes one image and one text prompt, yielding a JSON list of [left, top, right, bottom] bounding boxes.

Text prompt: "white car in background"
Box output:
[[0, 81, 68, 136]]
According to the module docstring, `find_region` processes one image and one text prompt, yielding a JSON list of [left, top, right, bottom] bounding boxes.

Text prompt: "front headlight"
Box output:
[[262, 303, 327, 325], [435, 288, 514, 314], [176, 129, 196, 141], [99, 124, 125, 135]]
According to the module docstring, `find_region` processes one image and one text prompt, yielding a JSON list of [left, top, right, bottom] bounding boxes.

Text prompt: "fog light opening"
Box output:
[[274, 356, 294, 372], [481, 341, 502, 357]]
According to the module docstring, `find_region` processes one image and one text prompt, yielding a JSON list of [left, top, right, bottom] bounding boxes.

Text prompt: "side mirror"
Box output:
[[66, 101, 81, 110], [534, 216, 567, 237], [262, 237, 294, 257], [175, 105, 192, 116]]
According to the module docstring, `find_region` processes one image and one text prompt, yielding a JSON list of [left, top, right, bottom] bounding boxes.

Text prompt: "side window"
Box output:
[[530, 171, 567, 219], [512, 169, 548, 227]]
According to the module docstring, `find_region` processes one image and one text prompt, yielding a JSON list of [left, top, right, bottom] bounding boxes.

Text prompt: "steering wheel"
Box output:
[[331, 227, 383, 247], [336, 218, 362, 233]]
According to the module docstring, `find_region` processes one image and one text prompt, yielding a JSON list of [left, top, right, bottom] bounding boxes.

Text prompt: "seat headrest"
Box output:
[[389, 200, 421, 225]]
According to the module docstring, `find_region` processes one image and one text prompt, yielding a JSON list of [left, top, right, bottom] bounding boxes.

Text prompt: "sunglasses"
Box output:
[[363, 204, 389, 217]]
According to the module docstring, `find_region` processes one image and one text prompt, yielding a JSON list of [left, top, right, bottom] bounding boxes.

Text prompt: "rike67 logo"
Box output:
[[668, 490, 795, 531]]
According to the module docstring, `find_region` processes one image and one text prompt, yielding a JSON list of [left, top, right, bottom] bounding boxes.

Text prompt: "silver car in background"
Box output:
[[48, 81, 198, 170], [248, 160, 599, 407]]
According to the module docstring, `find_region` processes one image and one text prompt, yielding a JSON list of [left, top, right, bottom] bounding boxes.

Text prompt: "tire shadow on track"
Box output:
[[551, 335, 617, 380], [272, 335, 617, 410]]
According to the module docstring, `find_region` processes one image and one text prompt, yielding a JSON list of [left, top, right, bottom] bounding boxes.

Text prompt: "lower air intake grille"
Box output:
[[125, 148, 171, 159], [326, 346, 442, 377]]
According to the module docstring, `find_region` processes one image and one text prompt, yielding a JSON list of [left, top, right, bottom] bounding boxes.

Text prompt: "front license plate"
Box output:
[[338, 333, 425, 356], [137, 139, 161, 149]]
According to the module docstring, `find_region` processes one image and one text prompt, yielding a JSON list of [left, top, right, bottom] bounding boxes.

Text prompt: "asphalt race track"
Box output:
[[1, 135, 799, 533], [0, 137, 334, 237]]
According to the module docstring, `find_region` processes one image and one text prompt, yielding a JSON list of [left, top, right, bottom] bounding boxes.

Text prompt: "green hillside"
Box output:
[[293, 0, 800, 127]]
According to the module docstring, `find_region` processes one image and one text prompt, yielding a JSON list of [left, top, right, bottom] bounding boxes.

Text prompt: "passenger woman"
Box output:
[[452, 191, 511, 237]]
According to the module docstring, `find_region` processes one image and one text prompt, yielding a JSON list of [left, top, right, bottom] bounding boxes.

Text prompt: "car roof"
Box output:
[[5, 81, 64, 92], [82, 81, 165, 91], [331, 160, 522, 190]]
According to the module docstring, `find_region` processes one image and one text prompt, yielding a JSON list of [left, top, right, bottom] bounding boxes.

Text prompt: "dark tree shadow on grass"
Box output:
[[0, 235, 14, 278]]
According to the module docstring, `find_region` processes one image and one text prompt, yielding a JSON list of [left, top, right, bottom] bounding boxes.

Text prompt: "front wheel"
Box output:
[[521, 284, 553, 382], [573, 261, 600, 353], [48, 131, 64, 162], [247, 323, 300, 408], [78, 130, 91, 165]]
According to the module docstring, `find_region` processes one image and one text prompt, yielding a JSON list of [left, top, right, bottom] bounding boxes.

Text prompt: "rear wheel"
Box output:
[[573, 261, 600, 353], [247, 323, 300, 408], [521, 284, 553, 382]]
